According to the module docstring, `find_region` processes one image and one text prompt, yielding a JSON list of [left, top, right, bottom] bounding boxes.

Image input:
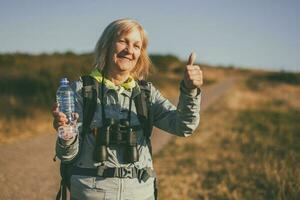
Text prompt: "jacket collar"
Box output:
[[89, 68, 141, 98], [89, 68, 136, 90]]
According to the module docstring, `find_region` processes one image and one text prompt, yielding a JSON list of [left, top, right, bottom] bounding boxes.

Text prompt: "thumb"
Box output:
[[187, 52, 196, 66]]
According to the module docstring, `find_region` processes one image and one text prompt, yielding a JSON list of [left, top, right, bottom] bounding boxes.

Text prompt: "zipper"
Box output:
[[117, 178, 123, 200]]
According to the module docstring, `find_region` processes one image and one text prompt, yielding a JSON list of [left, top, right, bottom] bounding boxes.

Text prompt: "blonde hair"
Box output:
[[94, 18, 151, 80]]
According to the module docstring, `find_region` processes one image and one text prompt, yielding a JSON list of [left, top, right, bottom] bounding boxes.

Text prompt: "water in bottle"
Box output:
[[56, 78, 78, 140]]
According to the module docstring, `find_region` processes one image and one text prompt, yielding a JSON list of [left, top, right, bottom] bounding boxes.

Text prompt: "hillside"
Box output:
[[1, 52, 300, 199], [0, 52, 230, 142]]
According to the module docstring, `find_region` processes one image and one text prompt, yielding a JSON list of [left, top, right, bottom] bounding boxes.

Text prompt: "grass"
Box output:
[[246, 71, 300, 91], [0, 53, 220, 120], [0, 110, 53, 143], [154, 73, 300, 200], [0, 52, 225, 143], [2, 53, 300, 198], [4, 52, 299, 198], [231, 107, 300, 200]]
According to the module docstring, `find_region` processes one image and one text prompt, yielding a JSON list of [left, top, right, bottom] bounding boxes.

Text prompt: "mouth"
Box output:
[[117, 55, 132, 61]]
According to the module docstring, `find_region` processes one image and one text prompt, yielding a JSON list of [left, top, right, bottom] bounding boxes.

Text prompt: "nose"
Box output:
[[125, 44, 134, 54]]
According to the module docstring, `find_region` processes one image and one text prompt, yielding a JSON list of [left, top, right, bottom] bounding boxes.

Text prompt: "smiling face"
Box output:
[[108, 28, 142, 75]]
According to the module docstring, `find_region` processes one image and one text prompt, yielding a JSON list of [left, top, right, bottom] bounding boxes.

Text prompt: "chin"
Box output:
[[116, 62, 136, 72]]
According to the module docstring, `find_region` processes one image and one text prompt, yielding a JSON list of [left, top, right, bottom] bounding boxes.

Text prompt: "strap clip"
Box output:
[[117, 167, 133, 178], [138, 168, 151, 182]]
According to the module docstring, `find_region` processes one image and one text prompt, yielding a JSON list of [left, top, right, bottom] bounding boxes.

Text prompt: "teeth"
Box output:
[[117, 55, 131, 60]]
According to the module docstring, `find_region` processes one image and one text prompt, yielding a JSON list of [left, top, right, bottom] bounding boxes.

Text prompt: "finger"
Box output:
[[53, 112, 67, 120], [54, 121, 65, 127], [186, 68, 202, 75], [189, 78, 203, 83], [52, 102, 59, 110], [58, 115, 68, 122], [186, 65, 201, 70], [187, 71, 202, 77], [52, 103, 59, 116], [186, 71, 203, 81], [187, 52, 196, 66], [58, 112, 67, 118], [58, 121, 67, 126], [53, 116, 68, 125], [53, 114, 68, 127], [53, 121, 67, 130], [52, 111, 59, 118], [186, 74, 201, 81], [72, 113, 79, 122], [192, 80, 203, 87], [186, 70, 203, 78], [53, 121, 58, 130], [53, 118, 63, 129]]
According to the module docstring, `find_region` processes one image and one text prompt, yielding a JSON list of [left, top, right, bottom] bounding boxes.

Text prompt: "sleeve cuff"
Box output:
[[58, 135, 77, 146], [180, 81, 201, 97]]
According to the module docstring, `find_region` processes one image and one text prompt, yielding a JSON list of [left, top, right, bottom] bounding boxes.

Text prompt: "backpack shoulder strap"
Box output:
[[81, 75, 98, 138], [135, 80, 158, 200], [134, 80, 153, 152], [56, 75, 99, 200]]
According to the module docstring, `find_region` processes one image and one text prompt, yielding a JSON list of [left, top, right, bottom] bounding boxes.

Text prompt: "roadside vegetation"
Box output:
[[0, 52, 219, 142], [2, 52, 299, 199]]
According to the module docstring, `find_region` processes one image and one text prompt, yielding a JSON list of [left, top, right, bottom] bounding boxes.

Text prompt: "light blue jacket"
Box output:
[[56, 79, 201, 200]]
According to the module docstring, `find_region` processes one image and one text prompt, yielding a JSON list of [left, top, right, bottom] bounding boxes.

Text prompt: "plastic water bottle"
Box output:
[[56, 78, 78, 140]]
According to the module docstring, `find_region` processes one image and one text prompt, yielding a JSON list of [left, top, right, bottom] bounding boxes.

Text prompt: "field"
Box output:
[[0, 53, 221, 143], [1, 53, 299, 199], [154, 71, 300, 200]]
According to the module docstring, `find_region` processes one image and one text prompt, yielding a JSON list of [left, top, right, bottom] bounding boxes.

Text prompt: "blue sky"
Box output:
[[1, 0, 299, 71]]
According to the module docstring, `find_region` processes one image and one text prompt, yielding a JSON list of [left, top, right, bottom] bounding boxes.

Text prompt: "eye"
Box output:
[[134, 44, 141, 49], [118, 39, 126, 44]]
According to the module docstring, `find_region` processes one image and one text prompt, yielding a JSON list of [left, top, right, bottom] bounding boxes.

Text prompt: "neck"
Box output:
[[105, 69, 130, 86]]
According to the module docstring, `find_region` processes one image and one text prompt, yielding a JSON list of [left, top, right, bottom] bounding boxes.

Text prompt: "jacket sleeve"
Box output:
[[151, 81, 201, 137], [55, 80, 83, 163]]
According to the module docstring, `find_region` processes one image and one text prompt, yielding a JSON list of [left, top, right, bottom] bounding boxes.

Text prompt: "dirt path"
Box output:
[[152, 76, 237, 154], [0, 76, 237, 200]]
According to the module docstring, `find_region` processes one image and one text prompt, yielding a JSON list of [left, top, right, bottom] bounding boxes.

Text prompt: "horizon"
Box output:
[[1, 50, 297, 73], [1, 0, 299, 72]]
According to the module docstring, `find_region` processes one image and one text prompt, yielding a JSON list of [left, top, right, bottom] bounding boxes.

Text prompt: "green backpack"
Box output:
[[55, 75, 157, 200]]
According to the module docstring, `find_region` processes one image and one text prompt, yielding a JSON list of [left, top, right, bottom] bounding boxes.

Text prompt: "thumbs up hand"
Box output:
[[183, 52, 203, 90]]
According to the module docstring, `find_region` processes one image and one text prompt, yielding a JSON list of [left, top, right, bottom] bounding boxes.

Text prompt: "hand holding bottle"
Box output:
[[52, 103, 79, 130], [52, 103, 79, 140], [53, 78, 79, 140]]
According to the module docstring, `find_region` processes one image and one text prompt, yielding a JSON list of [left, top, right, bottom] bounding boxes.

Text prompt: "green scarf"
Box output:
[[89, 68, 136, 90]]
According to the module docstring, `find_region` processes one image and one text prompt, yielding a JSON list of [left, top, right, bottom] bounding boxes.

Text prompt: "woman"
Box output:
[[52, 18, 203, 200]]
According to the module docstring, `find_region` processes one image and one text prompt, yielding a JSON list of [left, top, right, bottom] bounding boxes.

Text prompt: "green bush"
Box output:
[[265, 71, 300, 85], [150, 54, 182, 72], [247, 71, 300, 90], [0, 53, 195, 117]]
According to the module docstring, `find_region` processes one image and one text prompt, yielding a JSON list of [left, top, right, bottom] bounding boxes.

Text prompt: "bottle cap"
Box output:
[[60, 77, 69, 85]]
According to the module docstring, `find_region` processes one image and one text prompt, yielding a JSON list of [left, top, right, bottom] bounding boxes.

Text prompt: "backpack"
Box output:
[[55, 75, 157, 200]]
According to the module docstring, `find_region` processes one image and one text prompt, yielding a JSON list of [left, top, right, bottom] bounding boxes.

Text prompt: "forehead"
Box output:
[[118, 28, 142, 42]]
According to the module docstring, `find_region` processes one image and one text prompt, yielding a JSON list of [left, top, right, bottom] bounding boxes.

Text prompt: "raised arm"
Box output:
[[151, 52, 203, 137]]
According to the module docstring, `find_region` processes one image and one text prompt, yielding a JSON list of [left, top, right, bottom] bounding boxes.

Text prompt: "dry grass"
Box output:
[[0, 110, 53, 143], [0, 66, 230, 143], [154, 73, 300, 200]]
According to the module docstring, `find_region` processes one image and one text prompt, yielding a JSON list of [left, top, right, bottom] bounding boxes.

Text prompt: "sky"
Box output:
[[0, 0, 299, 72]]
